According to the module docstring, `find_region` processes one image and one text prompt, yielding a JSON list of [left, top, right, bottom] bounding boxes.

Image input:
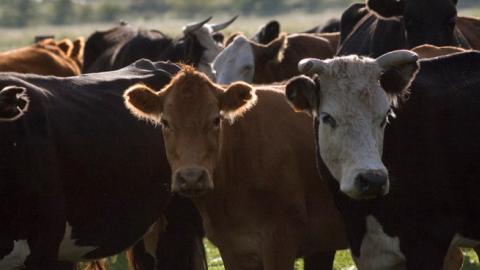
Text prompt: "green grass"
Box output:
[[203, 240, 480, 270]]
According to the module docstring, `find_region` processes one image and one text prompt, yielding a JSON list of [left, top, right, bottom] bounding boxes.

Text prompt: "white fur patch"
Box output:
[[57, 222, 97, 261], [213, 36, 255, 84], [354, 215, 406, 270], [0, 240, 30, 270]]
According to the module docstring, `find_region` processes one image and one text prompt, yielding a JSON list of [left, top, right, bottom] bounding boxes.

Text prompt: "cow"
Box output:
[[0, 39, 82, 77], [285, 50, 480, 269], [0, 59, 204, 270], [226, 19, 340, 47], [411, 44, 469, 59], [123, 65, 348, 270], [213, 32, 339, 84], [337, 0, 479, 57], [83, 17, 237, 79]]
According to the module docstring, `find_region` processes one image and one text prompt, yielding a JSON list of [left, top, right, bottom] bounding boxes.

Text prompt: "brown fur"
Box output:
[[251, 33, 338, 83], [124, 67, 347, 270], [412, 44, 468, 59], [0, 39, 82, 76], [456, 16, 480, 50]]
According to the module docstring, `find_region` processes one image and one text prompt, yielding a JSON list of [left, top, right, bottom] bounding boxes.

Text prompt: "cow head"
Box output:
[[0, 86, 29, 122], [286, 50, 419, 199], [182, 16, 238, 80], [124, 66, 256, 197], [213, 34, 287, 84], [367, 0, 458, 48]]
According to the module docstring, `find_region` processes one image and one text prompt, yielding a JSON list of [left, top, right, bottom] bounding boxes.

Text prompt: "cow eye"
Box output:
[[161, 118, 170, 129], [320, 113, 337, 128], [243, 66, 252, 73], [213, 116, 221, 128], [381, 109, 395, 128]]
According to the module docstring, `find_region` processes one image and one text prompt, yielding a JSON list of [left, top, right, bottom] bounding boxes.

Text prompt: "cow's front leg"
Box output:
[[262, 228, 300, 270]]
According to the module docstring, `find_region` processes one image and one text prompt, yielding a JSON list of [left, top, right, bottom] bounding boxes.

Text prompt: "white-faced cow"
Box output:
[[337, 0, 479, 57], [213, 33, 338, 84], [286, 50, 480, 269], [83, 16, 237, 78], [124, 65, 348, 270], [0, 60, 203, 270]]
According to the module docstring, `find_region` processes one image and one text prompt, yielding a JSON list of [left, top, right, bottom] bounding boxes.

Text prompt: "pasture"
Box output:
[[5, 6, 480, 270]]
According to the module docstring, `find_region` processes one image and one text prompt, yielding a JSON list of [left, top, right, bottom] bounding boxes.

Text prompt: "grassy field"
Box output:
[[0, 7, 477, 51], [87, 240, 480, 270]]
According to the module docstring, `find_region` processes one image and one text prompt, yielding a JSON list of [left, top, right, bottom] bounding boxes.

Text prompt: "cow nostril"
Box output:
[[356, 174, 370, 192], [354, 171, 388, 197]]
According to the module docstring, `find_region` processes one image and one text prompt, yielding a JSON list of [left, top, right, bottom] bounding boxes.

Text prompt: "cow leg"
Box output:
[[303, 251, 335, 270], [443, 247, 464, 270], [262, 230, 299, 270], [404, 243, 448, 270]]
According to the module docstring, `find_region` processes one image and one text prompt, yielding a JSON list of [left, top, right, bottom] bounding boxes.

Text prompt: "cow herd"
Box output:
[[1, 0, 480, 270]]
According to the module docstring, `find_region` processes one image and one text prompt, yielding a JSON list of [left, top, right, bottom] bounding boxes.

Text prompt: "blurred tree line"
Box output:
[[0, 0, 358, 27], [0, 0, 476, 27]]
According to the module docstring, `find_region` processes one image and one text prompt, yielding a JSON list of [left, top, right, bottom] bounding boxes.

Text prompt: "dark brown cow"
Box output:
[[213, 32, 339, 84], [0, 39, 82, 76], [124, 66, 347, 270]]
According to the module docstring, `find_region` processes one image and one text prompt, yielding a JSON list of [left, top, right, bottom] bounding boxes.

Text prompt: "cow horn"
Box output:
[[183, 17, 213, 33], [211, 15, 239, 32], [376, 50, 418, 70], [298, 58, 328, 74]]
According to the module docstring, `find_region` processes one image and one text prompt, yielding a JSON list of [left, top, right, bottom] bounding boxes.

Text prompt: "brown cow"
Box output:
[[411, 44, 469, 59], [0, 39, 82, 76], [213, 33, 339, 84], [123, 66, 347, 270], [456, 16, 480, 50]]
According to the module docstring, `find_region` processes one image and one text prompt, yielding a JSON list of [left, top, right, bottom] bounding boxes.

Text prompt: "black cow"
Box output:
[[0, 59, 204, 270], [286, 51, 480, 269], [83, 17, 237, 78], [337, 0, 475, 57]]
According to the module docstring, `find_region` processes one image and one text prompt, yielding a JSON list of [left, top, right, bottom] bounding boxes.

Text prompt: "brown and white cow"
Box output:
[[213, 33, 339, 84], [124, 66, 347, 270], [285, 50, 480, 269]]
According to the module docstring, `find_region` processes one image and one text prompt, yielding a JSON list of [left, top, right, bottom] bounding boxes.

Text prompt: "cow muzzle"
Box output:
[[173, 167, 213, 197], [353, 170, 389, 199]]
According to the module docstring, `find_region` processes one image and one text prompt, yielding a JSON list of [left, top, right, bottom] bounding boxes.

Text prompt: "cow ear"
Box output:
[[366, 0, 405, 18], [71, 37, 85, 61], [379, 61, 419, 96], [57, 39, 74, 56], [255, 20, 280, 44], [123, 84, 164, 123], [218, 82, 257, 122], [0, 86, 29, 121], [265, 34, 288, 63], [286, 75, 319, 116]]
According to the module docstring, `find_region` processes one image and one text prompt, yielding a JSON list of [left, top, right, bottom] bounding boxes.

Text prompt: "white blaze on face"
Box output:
[[313, 56, 390, 198], [354, 215, 406, 270], [213, 36, 255, 84], [0, 240, 30, 270], [58, 222, 97, 261]]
